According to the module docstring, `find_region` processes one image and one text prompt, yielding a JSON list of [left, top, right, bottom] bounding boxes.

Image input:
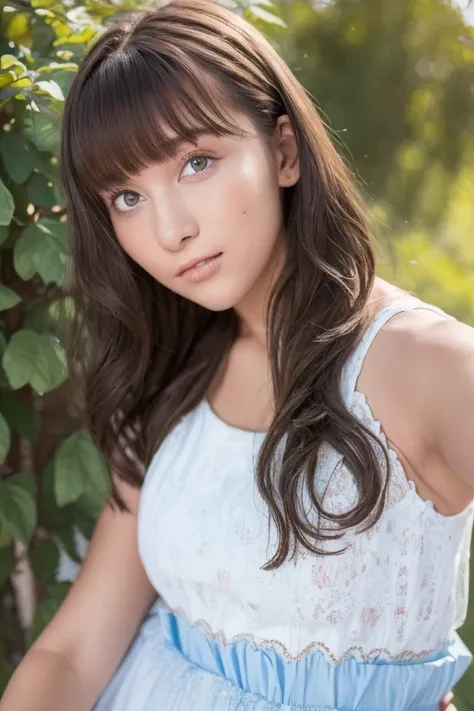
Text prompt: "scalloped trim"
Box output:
[[168, 606, 454, 665], [351, 389, 474, 525]]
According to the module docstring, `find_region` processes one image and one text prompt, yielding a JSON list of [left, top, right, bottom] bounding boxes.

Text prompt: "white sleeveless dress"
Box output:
[[94, 295, 473, 711]]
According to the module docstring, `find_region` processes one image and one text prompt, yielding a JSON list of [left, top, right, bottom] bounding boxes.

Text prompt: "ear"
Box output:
[[272, 114, 300, 187]]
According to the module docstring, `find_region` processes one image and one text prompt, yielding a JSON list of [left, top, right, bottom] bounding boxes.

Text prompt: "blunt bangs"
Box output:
[[69, 46, 250, 198]]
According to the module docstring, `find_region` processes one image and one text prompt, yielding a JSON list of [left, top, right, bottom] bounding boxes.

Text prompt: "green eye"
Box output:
[[190, 156, 209, 172], [181, 155, 214, 177]]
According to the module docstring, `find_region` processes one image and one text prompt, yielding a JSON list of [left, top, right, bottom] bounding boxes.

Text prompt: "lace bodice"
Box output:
[[137, 295, 474, 663]]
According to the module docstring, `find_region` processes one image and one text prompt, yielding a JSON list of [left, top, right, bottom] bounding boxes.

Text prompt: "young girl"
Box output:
[[1, 1, 473, 710]]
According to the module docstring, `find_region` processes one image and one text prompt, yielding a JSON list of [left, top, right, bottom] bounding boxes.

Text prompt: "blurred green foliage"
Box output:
[[0, 0, 473, 706]]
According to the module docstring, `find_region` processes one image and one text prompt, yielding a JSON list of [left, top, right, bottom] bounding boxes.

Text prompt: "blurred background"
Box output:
[[0, 0, 473, 706]]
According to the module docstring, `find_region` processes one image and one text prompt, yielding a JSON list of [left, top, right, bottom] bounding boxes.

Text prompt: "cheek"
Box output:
[[238, 151, 279, 203], [112, 221, 166, 279], [115, 231, 144, 266], [213, 152, 282, 232], [239, 162, 282, 242]]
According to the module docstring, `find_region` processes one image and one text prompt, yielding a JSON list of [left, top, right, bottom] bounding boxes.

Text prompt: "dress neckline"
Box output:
[[201, 294, 417, 438], [201, 398, 268, 437]]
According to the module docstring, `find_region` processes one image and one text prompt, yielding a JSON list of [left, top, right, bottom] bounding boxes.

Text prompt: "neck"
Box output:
[[234, 238, 285, 348]]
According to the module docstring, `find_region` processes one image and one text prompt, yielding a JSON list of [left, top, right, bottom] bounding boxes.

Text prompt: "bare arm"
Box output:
[[358, 310, 474, 515], [393, 314, 474, 508], [424, 319, 474, 495], [0, 474, 157, 711]]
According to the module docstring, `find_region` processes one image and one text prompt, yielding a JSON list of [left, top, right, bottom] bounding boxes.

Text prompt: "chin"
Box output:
[[185, 284, 250, 313], [191, 295, 241, 312]]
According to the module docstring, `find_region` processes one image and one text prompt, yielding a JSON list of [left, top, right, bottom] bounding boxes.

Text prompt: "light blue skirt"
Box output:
[[93, 601, 471, 711]]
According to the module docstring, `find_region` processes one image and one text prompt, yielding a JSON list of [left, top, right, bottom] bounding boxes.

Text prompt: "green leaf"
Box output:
[[0, 390, 38, 443], [53, 182, 65, 208], [0, 178, 14, 226], [0, 132, 37, 184], [0, 72, 15, 90], [24, 112, 60, 154], [27, 582, 71, 647], [28, 597, 63, 645], [11, 77, 33, 89], [47, 70, 75, 99], [247, 5, 286, 26], [0, 528, 12, 548], [27, 172, 56, 209], [13, 230, 36, 281], [31, 19, 56, 55], [24, 300, 53, 333], [54, 430, 111, 510], [2, 329, 67, 394], [54, 524, 82, 563], [14, 220, 68, 285], [0, 86, 30, 103], [6, 13, 30, 43], [41, 460, 93, 554], [35, 79, 64, 101], [32, 0, 57, 8], [37, 62, 78, 74], [72, 510, 95, 541], [30, 539, 60, 583], [53, 26, 95, 47], [0, 474, 37, 545], [0, 285, 21, 311], [40, 460, 71, 525], [0, 55, 27, 74], [76, 488, 106, 519], [0, 412, 11, 464]]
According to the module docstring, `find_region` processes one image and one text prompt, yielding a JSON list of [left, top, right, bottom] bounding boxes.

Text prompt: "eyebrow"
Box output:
[[160, 130, 213, 160], [100, 130, 214, 195]]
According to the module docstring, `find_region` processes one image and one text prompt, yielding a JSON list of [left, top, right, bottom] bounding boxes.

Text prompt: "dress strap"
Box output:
[[340, 295, 455, 400]]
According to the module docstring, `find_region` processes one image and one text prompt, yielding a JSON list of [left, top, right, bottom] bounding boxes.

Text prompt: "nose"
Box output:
[[152, 192, 199, 252]]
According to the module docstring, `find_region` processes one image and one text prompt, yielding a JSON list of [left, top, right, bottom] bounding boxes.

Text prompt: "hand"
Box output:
[[440, 692, 456, 711]]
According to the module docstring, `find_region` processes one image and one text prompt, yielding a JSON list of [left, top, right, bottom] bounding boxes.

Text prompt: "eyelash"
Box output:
[[107, 152, 216, 211]]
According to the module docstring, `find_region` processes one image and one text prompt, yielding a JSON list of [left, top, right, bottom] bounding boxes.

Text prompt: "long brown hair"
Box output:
[[60, 0, 391, 569]]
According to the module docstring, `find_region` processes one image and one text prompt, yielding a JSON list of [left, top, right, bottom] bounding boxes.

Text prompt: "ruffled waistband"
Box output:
[[156, 604, 472, 711]]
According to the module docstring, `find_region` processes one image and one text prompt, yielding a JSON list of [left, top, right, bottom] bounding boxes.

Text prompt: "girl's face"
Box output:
[[101, 111, 299, 312]]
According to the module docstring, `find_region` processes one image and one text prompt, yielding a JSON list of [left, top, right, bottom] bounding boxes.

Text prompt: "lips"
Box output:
[[176, 252, 223, 277]]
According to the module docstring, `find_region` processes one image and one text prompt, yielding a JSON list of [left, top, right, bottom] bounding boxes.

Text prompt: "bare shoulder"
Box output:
[[379, 307, 474, 432], [358, 305, 474, 515]]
